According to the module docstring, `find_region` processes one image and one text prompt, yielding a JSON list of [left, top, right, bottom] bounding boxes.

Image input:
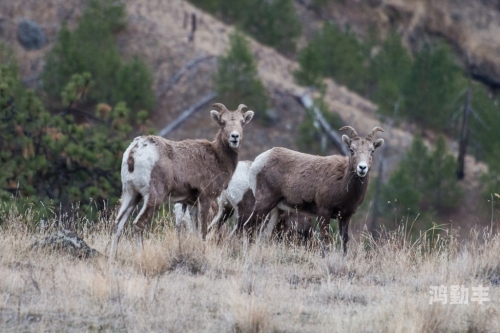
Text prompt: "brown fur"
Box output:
[[273, 211, 313, 244], [110, 103, 254, 261], [252, 127, 384, 253], [134, 108, 253, 238]]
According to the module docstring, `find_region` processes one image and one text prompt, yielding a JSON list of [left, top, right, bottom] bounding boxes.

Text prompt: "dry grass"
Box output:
[[0, 204, 499, 333]]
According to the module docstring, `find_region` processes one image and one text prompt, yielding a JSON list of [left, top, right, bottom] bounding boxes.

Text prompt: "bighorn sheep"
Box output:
[[248, 126, 384, 253], [109, 103, 254, 261], [175, 160, 311, 240], [203, 160, 312, 242]]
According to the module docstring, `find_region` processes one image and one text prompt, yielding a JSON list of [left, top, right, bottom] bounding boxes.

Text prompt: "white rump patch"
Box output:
[[248, 149, 272, 194], [121, 137, 160, 197]]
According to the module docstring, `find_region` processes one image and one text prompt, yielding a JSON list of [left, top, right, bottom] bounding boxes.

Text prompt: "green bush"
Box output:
[[188, 0, 301, 54], [370, 30, 412, 115], [295, 29, 467, 131], [468, 83, 500, 160], [114, 56, 154, 118], [1, 59, 140, 209], [215, 31, 269, 122], [425, 137, 463, 210], [42, 0, 154, 117], [382, 136, 462, 219], [401, 43, 465, 130], [295, 22, 370, 93]]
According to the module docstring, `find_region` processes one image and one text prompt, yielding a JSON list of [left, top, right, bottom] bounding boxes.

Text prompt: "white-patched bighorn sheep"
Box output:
[[174, 160, 313, 243], [248, 126, 384, 253], [109, 103, 254, 261]]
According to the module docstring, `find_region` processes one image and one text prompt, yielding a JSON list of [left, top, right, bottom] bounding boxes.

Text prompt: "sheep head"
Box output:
[[340, 126, 385, 178], [210, 103, 254, 149]]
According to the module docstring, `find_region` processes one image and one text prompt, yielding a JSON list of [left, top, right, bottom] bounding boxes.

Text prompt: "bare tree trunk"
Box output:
[[188, 13, 197, 42], [158, 92, 217, 137], [457, 86, 471, 180], [296, 94, 350, 156], [156, 56, 215, 98]]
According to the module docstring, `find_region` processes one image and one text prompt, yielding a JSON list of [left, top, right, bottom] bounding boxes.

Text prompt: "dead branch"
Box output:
[[295, 93, 350, 156], [158, 92, 217, 138], [156, 56, 216, 98]]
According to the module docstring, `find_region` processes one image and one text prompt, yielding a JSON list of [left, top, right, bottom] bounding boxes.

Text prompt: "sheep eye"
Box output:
[[350, 149, 355, 155], [220, 121, 226, 126]]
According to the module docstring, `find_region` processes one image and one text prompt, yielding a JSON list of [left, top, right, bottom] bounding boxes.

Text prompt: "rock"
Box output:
[[31, 229, 102, 259], [17, 20, 46, 50]]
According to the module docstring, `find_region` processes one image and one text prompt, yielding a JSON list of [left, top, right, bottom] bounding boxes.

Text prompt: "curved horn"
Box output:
[[236, 104, 248, 112], [366, 126, 385, 141], [339, 126, 360, 139], [212, 103, 229, 112]]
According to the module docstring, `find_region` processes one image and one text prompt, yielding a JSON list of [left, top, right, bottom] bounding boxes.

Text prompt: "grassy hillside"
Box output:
[[0, 205, 499, 332]]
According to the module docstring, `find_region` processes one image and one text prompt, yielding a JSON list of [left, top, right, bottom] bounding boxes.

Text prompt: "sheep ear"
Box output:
[[373, 138, 384, 150], [243, 111, 254, 126], [342, 134, 351, 146], [210, 110, 222, 124]]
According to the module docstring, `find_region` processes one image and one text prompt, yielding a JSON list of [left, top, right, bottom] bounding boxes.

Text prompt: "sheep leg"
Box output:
[[109, 192, 140, 262], [251, 196, 279, 239], [188, 204, 198, 234], [132, 195, 160, 250], [236, 189, 255, 236], [317, 211, 332, 255], [198, 198, 211, 240], [174, 203, 185, 233], [338, 215, 351, 255], [208, 199, 225, 233], [214, 206, 233, 243], [260, 207, 279, 241]]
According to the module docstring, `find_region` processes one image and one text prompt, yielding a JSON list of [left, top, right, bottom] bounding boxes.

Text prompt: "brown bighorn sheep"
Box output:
[[204, 160, 312, 242], [109, 103, 254, 261], [248, 126, 384, 253]]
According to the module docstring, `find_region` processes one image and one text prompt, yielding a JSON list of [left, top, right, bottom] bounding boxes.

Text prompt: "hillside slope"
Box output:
[[299, 0, 500, 89], [0, 0, 490, 232]]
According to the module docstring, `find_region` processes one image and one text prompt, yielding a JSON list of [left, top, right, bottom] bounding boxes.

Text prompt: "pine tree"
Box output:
[[215, 31, 269, 122], [371, 30, 412, 115], [424, 137, 462, 210], [0, 55, 142, 210], [381, 136, 461, 219], [187, 0, 301, 54], [295, 22, 369, 94], [42, 0, 153, 117], [401, 43, 465, 130]]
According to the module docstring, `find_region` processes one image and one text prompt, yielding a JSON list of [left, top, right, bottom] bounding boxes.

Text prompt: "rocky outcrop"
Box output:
[[17, 20, 46, 50], [31, 229, 102, 259], [307, 0, 500, 89]]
